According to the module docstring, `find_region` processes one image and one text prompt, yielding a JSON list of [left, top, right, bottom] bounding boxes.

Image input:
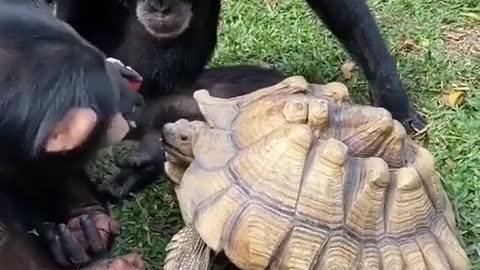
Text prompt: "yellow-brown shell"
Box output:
[[166, 77, 470, 269]]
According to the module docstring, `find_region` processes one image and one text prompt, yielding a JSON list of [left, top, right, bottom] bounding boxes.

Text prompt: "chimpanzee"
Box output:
[[55, 0, 220, 101], [0, 1, 146, 269], [55, 0, 427, 132]]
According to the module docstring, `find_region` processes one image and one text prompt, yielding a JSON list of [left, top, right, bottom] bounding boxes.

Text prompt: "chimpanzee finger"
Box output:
[[42, 225, 72, 267], [79, 215, 107, 254], [58, 224, 91, 266]]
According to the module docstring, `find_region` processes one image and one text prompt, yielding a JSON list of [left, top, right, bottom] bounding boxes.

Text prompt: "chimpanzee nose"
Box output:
[[149, 1, 171, 14]]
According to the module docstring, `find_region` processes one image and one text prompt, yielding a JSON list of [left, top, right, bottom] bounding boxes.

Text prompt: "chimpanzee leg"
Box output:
[[304, 0, 427, 133]]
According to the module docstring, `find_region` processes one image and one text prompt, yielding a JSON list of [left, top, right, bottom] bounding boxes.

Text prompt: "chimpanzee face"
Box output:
[[136, 0, 193, 39]]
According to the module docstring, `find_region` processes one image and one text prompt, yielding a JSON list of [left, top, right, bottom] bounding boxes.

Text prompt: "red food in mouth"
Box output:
[[128, 81, 142, 92]]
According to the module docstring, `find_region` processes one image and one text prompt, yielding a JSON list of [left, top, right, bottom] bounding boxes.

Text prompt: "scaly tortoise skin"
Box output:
[[161, 76, 470, 270]]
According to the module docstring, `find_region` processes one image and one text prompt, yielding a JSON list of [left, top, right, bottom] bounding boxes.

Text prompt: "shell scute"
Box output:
[[431, 217, 472, 270], [344, 157, 389, 237], [269, 225, 329, 270], [378, 239, 404, 270], [309, 82, 351, 104], [314, 234, 361, 270], [296, 139, 348, 227], [385, 167, 436, 236], [416, 232, 452, 269], [232, 95, 309, 148], [229, 124, 313, 211], [306, 98, 329, 134], [178, 161, 232, 224], [357, 245, 381, 270], [193, 186, 248, 252], [399, 240, 429, 270], [282, 94, 310, 123], [192, 127, 236, 169], [224, 203, 293, 270]]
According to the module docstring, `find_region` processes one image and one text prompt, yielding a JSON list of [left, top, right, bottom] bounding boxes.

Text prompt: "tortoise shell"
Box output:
[[163, 76, 470, 269]]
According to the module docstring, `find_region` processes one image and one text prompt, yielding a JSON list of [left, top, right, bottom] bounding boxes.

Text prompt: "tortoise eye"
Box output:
[[180, 135, 188, 141]]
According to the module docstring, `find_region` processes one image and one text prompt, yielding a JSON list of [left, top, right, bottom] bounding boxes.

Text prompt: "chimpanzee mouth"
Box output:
[[145, 19, 189, 39], [120, 66, 143, 92]]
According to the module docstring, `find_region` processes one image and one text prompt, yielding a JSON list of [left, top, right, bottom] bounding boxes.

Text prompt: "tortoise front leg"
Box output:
[[164, 225, 212, 270]]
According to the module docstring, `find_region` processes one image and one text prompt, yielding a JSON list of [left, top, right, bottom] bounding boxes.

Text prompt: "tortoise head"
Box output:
[[162, 118, 207, 165]]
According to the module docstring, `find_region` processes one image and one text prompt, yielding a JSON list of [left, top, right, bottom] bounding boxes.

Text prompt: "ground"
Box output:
[[110, 0, 480, 268]]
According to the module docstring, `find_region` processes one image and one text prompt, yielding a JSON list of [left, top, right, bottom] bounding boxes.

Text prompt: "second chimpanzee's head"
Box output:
[[135, 0, 193, 39]]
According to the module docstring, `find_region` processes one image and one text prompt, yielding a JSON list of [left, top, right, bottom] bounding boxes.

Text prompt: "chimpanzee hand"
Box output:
[[118, 130, 166, 169], [371, 74, 429, 136], [103, 150, 165, 201], [118, 144, 165, 170], [403, 111, 429, 136], [98, 131, 166, 201], [41, 211, 121, 268]]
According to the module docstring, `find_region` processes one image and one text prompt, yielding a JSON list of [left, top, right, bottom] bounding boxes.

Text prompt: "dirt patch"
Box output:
[[442, 27, 480, 58], [398, 37, 424, 55]]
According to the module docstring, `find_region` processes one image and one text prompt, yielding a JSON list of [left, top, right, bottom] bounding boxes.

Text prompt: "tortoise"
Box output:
[[160, 76, 470, 269]]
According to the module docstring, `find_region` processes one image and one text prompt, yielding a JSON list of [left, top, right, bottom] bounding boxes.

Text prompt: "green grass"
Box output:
[[111, 0, 480, 268]]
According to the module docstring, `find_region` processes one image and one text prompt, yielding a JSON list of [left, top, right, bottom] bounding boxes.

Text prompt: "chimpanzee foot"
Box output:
[[43, 212, 121, 267], [84, 254, 146, 270]]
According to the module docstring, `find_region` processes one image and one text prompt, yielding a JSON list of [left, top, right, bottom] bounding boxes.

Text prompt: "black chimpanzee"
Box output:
[[55, 0, 220, 101], [0, 1, 146, 269], [55, 0, 427, 132]]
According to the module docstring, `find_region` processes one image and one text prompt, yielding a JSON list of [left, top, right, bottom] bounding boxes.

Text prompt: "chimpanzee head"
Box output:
[[0, 49, 143, 167], [135, 0, 193, 39], [35, 58, 144, 159], [0, 2, 146, 170]]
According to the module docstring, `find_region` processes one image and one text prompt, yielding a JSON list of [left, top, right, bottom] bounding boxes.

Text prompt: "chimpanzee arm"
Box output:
[[49, 170, 108, 220], [304, 0, 427, 132]]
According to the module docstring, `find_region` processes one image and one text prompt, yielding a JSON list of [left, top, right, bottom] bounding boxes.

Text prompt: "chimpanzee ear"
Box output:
[[44, 108, 98, 153]]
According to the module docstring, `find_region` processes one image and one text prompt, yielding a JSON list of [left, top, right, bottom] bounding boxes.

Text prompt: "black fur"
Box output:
[[102, 65, 288, 201], [56, 0, 221, 100], [305, 0, 413, 123], [56, 0, 426, 130], [0, 2, 144, 269], [54, 0, 428, 200]]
